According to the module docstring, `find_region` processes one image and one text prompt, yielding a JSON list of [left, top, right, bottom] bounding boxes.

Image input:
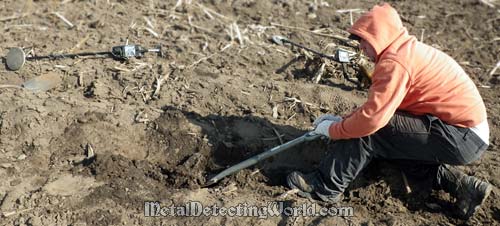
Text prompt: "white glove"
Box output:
[[313, 120, 336, 137], [313, 114, 342, 127]]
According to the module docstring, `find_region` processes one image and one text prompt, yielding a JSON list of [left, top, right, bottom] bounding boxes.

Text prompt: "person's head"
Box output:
[[348, 3, 406, 62], [349, 34, 377, 62]]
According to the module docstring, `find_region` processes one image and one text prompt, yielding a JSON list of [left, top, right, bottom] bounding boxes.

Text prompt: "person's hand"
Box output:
[[311, 114, 342, 138], [313, 120, 336, 137], [313, 114, 342, 127]]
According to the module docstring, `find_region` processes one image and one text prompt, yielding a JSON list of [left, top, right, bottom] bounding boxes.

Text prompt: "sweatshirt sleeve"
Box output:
[[329, 59, 411, 139]]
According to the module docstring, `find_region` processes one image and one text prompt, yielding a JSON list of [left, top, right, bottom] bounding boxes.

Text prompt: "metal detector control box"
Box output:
[[111, 45, 147, 60], [336, 49, 351, 63]]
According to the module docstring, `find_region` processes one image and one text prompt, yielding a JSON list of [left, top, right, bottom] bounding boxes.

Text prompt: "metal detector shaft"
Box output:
[[26, 51, 112, 60], [272, 35, 372, 88], [278, 38, 337, 61], [206, 132, 321, 186]]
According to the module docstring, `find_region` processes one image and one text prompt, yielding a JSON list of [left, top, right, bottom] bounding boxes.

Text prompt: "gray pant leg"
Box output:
[[315, 137, 374, 197], [313, 112, 488, 197]]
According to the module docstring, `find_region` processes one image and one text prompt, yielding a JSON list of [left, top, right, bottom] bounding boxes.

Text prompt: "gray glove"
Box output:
[[312, 114, 342, 138], [313, 114, 342, 127]]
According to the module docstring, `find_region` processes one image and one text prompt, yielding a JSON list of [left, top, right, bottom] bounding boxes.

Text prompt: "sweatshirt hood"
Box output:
[[348, 3, 406, 58]]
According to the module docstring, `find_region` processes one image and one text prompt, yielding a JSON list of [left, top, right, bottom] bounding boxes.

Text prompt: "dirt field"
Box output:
[[0, 0, 499, 225]]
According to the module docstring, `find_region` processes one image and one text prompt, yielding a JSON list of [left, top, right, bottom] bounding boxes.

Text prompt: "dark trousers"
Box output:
[[314, 112, 488, 198]]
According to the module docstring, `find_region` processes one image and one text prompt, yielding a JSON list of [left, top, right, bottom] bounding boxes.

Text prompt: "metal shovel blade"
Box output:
[[22, 73, 61, 92], [271, 35, 288, 46]]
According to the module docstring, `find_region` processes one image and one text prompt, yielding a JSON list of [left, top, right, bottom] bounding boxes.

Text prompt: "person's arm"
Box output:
[[329, 59, 411, 139]]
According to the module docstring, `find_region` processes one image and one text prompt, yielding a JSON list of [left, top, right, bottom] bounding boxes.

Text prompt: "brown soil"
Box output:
[[0, 1, 499, 225]]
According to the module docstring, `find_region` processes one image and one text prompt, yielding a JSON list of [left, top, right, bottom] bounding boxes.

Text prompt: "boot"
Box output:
[[286, 171, 315, 199], [436, 165, 493, 219], [286, 171, 342, 203]]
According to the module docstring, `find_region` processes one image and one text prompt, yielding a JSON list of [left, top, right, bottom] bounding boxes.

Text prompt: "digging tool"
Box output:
[[0, 72, 61, 92], [271, 35, 373, 89], [205, 132, 321, 186], [5, 44, 164, 71]]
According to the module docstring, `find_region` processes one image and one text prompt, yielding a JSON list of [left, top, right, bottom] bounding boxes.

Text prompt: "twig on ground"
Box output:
[[0, 85, 23, 89], [350, 11, 353, 25], [135, 111, 150, 123], [189, 23, 221, 37], [272, 127, 284, 144], [144, 16, 155, 29], [489, 60, 500, 76], [196, 3, 228, 20], [0, 13, 29, 22], [248, 24, 274, 38], [272, 105, 279, 119], [250, 169, 260, 176], [478, 0, 496, 8], [113, 66, 131, 72], [188, 52, 217, 68], [227, 23, 235, 42], [278, 188, 300, 199], [133, 62, 151, 72], [336, 9, 364, 26], [51, 12, 74, 28], [335, 8, 363, 13], [152, 77, 164, 97], [221, 183, 238, 194], [312, 62, 326, 83], [129, 20, 137, 29], [122, 86, 129, 97], [144, 27, 159, 38], [401, 171, 412, 194], [262, 134, 285, 141], [274, 48, 289, 56], [186, 15, 221, 37], [86, 143, 95, 159], [69, 34, 91, 53], [187, 43, 233, 68], [322, 42, 338, 51], [3, 24, 30, 30], [488, 37, 500, 43], [286, 113, 297, 122], [172, 0, 183, 11], [284, 97, 313, 107], [152, 70, 171, 97], [232, 22, 244, 46], [2, 208, 33, 218], [201, 7, 214, 20], [78, 72, 84, 87]]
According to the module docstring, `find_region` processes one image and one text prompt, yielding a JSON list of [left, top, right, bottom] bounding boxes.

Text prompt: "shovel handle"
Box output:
[[205, 132, 321, 186]]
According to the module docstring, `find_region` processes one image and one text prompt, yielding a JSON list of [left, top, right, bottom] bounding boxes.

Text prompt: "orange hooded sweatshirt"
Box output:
[[329, 3, 487, 139]]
